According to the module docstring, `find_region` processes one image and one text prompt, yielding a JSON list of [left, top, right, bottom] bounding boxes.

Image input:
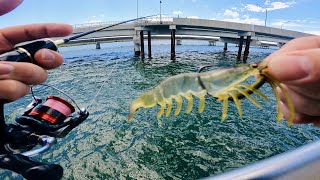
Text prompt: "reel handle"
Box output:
[[0, 154, 63, 180], [22, 135, 57, 157], [0, 39, 58, 63]]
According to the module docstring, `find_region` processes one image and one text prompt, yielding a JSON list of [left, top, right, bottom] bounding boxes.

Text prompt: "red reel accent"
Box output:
[[28, 96, 75, 124]]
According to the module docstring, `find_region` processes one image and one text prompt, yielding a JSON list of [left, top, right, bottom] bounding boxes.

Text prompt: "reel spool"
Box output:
[[28, 96, 75, 124]]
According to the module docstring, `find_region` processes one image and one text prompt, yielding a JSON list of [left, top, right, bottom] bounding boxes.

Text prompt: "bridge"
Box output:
[[68, 17, 311, 62]]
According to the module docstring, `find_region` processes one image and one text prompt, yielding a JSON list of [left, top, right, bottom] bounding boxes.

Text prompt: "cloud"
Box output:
[[187, 16, 200, 19], [217, 0, 319, 34], [244, 4, 264, 12], [224, 9, 239, 18], [268, 1, 296, 11], [84, 15, 104, 24], [221, 7, 264, 25], [222, 16, 264, 25], [270, 19, 320, 30], [303, 30, 320, 35], [221, 7, 263, 24], [173, 11, 183, 16], [86, 19, 103, 23], [244, 1, 296, 12], [271, 20, 300, 28], [264, 0, 271, 5]]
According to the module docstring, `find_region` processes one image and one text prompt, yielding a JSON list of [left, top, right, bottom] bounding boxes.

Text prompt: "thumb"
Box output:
[[267, 49, 320, 85]]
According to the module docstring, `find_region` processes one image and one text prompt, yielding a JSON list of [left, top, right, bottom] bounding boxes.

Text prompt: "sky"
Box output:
[[0, 0, 319, 35]]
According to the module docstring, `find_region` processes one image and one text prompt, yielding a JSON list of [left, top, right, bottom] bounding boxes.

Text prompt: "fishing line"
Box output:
[[86, 60, 119, 111]]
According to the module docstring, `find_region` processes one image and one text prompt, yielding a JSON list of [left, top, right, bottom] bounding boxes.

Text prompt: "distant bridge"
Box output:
[[68, 17, 311, 61]]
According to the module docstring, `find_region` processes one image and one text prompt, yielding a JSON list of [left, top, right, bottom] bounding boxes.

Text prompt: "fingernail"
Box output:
[[41, 50, 56, 61], [0, 64, 14, 75], [268, 55, 311, 81]]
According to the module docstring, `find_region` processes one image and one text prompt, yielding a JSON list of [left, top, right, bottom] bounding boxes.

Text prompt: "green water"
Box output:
[[2, 42, 320, 179]]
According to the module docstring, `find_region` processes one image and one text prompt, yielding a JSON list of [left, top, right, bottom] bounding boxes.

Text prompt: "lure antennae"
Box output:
[[198, 65, 215, 73]]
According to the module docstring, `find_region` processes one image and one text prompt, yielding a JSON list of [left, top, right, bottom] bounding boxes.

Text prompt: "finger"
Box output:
[[0, 62, 47, 85], [0, 23, 73, 52], [272, 36, 320, 56], [0, 0, 23, 16], [0, 80, 30, 102], [34, 49, 64, 69], [278, 85, 320, 116], [267, 48, 320, 84], [0, 63, 14, 75], [287, 85, 320, 101], [280, 102, 320, 125]]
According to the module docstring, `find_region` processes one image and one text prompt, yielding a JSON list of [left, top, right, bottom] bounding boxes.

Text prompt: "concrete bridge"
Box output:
[[69, 17, 311, 62]]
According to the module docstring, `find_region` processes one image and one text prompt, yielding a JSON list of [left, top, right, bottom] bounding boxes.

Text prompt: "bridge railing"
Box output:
[[72, 16, 174, 30], [73, 21, 123, 30], [135, 16, 173, 25]]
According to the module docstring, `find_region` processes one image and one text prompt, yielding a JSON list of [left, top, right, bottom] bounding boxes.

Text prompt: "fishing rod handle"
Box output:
[[0, 39, 58, 63]]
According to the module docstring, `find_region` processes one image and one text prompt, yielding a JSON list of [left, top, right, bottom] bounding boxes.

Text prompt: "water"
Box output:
[[2, 41, 320, 179]]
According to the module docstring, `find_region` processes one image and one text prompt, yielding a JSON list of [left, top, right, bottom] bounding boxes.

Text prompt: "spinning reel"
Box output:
[[0, 93, 89, 179]]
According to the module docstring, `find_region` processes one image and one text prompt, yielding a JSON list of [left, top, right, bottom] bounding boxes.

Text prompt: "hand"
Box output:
[[266, 36, 320, 126], [0, 24, 73, 102]]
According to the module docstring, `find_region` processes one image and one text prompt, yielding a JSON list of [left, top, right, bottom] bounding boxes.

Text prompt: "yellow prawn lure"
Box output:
[[128, 61, 295, 126]]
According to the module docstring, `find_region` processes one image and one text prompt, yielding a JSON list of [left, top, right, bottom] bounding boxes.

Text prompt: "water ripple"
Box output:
[[2, 43, 319, 179]]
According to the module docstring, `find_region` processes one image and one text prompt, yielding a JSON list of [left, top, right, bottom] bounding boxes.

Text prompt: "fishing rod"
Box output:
[[0, 14, 155, 62], [0, 15, 155, 180]]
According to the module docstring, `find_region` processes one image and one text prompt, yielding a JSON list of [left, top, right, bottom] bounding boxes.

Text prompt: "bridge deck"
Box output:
[[69, 17, 311, 46]]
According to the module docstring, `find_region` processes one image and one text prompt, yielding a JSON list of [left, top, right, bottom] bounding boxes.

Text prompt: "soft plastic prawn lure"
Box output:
[[128, 61, 295, 126]]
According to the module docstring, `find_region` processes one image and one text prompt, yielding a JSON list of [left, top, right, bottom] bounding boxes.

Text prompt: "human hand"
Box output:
[[266, 36, 320, 126], [0, 24, 73, 102]]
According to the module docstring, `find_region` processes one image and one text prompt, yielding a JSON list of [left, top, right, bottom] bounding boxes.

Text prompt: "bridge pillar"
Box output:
[[243, 36, 251, 63], [278, 42, 285, 48], [208, 41, 216, 46], [237, 32, 254, 63], [170, 29, 176, 60], [148, 31, 152, 59], [133, 34, 140, 56], [223, 42, 228, 51], [140, 30, 145, 59], [170, 25, 177, 60], [177, 39, 182, 46], [95, 41, 101, 49], [236, 36, 244, 62]]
